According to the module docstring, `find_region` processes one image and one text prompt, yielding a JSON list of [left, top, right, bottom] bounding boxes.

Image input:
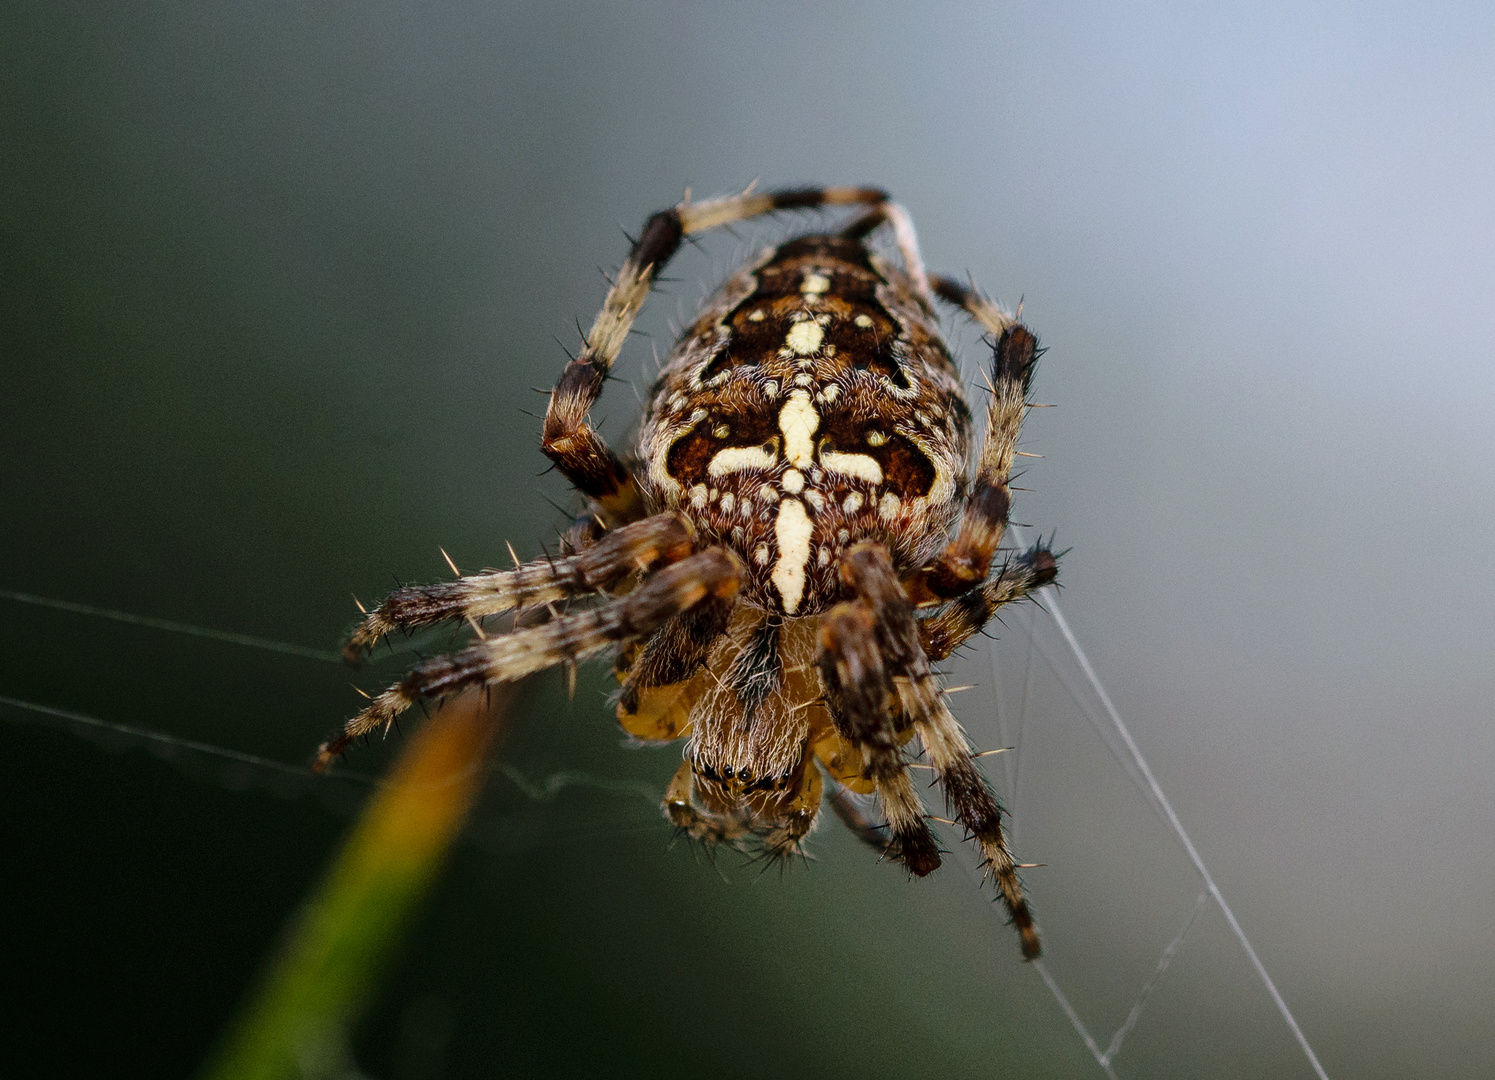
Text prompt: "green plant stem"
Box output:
[[199, 687, 514, 1080]]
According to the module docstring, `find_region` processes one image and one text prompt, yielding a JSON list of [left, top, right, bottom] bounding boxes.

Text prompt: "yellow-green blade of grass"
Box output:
[[200, 687, 513, 1080]]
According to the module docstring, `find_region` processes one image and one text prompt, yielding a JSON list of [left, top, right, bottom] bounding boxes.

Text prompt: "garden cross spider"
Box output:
[[320, 185, 1058, 960]]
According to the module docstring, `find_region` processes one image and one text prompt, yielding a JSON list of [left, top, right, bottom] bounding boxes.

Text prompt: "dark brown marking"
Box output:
[[632, 209, 684, 271], [664, 408, 780, 488], [818, 417, 937, 498], [889, 822, 943, 877], [930, 275, 974, 310], [994, 323, 1039, 393], [772, 186, 889, 211], [838, 205, 888, 240]]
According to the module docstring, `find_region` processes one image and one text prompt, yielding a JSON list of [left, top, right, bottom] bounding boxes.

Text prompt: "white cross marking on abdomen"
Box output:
[[696, 386, 886, 613], [771, 498, 813, 614]]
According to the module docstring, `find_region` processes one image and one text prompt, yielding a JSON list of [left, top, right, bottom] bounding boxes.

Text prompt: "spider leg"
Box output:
[[755, 758, 824, 863], [838, 542, 1041, 959], [818, 594, 942, 876], [906, 281, 1040, 606], [544, 185, 889, 523], [556, 510, 607, 556], [908, 682, 1041, 959], [343, 512, 696, 663], [929, 273, 1015, 338], [839, 200, 934, 306], [317, 548, 744, 770], [615, 600, 731, 741], [918, 541, 1059, 661], [822, 768, 895, 853]]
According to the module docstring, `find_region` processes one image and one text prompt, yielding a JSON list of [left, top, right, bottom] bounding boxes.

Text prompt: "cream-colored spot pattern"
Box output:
[[820, 451, 883, 485], [707, 445, 778, 477], [784, 320, 825, 355]]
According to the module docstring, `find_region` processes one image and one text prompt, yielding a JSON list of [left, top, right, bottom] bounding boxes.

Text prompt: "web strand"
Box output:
[[3, 581, 1331, 1076], [0, 589, 344, 663], [1003, 526, 1331, 1080], [0, 693, 371, 783], [1100, 890, 1208, 1067], [0, 692, 659, 817], [1032, 959, 1120, 1080]]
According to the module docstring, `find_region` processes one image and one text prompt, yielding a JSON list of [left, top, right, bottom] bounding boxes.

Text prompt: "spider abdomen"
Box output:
[[638, 233, 972, 615]]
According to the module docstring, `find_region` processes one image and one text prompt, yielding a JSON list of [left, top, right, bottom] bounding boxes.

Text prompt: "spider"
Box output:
[[319, 185, 1059, 960]]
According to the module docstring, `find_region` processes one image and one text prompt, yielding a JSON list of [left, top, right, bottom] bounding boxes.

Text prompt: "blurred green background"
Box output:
[[3, 3, 1493, 1077]]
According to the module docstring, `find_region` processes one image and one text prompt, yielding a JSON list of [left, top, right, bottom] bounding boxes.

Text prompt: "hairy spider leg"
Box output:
[[614, 601, 731, 742], [912, 687, 1042, 959], [930, 273, 1016, 339], [836, 542, 1040, 957], [316, 548, 744, 770], [917, 541, 1059, 661], [342, 512, 697, 663], [906, 315, 1039, 605], [818, 591, 943, 877], [542, 185, 890, 525], [838, 200, 934, 306], [821, 770, 896, 851]]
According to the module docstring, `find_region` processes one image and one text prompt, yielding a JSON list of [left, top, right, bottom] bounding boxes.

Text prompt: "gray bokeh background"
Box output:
[[3, 2, 1491, 1077]]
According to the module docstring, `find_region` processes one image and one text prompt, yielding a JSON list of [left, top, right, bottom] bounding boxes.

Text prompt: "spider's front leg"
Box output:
[[917, 541, 1059, 661], [316, 547, 744, 771], [543, 185, 890, 524], [342, 512, 696, 663], [818, 577, 943, 877], [837, 542, 1041, 960]]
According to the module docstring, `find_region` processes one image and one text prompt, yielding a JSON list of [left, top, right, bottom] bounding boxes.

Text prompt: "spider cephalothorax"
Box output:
[[321, 186, 1059, 959]]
